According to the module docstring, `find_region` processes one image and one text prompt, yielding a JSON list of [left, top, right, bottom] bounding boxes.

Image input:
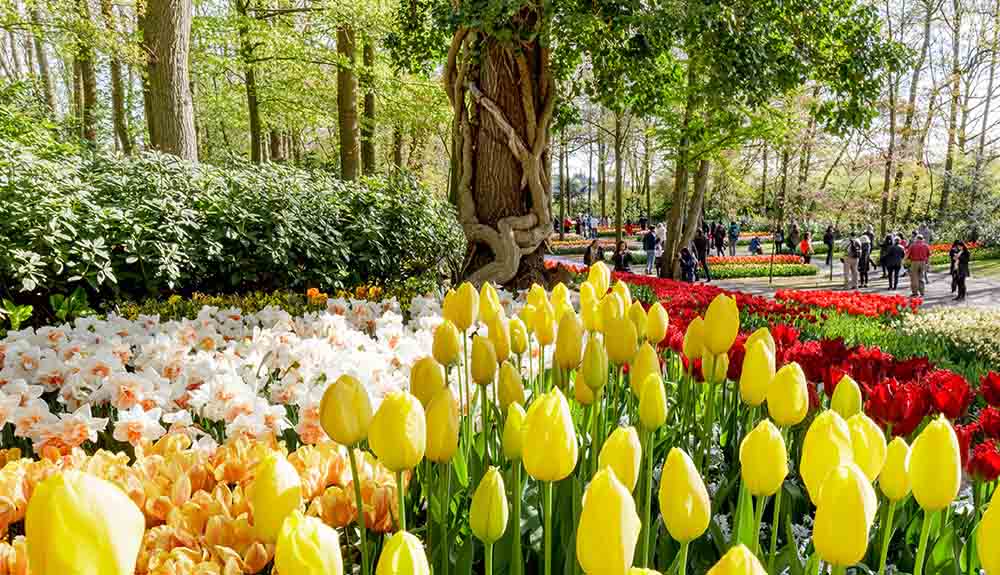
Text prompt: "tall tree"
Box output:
[[143, 0, 198, 160], [234, 0, 262, 163], [30, 4, 56, 116], [337, 25, 360, 180], [102, 0, 133, 154], [361, 41, 376, 175], [76, 0, 98, 143], [939, 0, 963, 218]]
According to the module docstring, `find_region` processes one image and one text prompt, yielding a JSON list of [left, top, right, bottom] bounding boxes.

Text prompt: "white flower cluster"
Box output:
[[900, 305, 1000, 367]]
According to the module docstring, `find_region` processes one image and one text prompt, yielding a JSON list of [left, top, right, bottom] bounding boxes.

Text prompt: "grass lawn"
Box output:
[[931, 258, 1000, 278]]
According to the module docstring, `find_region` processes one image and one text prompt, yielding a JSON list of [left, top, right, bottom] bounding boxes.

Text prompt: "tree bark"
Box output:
[[72, 58, 83, 129], [660, 72, 696, 278], [269, 130, 287, 161], [558, 131, 566, 240], [597, 125, 607, 219], [761, 143, 768, 205], [777, 148, 790, 227], [614, 112, 625, 245], [76, 0, 98, 143], [903, 88, 938, 223], [234, 0, 262, 163], [643, 129, 651, 221], [880, 73, 898, 237], [939, 0, 962, 219], [976, 0, 1000, 179], [143, 0, 198, 160], [337, 25, 360, 180], [393, 124, 404, 168], [7, 29, 22, 79], [361, 41, 376, 175], [587, 125, 593, 215], [31, 5, 56, 116], [103, 0, 133, 154]]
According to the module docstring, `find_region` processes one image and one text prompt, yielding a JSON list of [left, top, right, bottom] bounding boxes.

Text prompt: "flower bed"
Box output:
[[707, 255, 804, 265], [900, 306, 1000, 367], [710, 263, 818, 279], [775, 289, 920, 318]]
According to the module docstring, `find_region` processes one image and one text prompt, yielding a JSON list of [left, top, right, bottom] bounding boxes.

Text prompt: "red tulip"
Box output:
[[927, 369, 973, 420], [956, 422, 980, 469], [968, 440, 1000, 482], [979, 407, 1000, 440], [982, 372, 1000, 407]]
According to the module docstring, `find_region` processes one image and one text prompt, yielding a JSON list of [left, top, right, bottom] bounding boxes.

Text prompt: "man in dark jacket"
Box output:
[[883, 238, 905, 290], [693, 229, 712, 281], [823, 226, 836, 267], [642, 227, 658, 275]]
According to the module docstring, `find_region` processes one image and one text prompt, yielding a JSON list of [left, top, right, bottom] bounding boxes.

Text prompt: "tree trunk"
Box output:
[[393, 124, 404, 168], [558, 132, 566, 240], [76, 0, 98, 143], [597, 125, 607, 219], [447, 24, 553, 287], [660, 73, 696, 278], [671, 159, 710, 277], [761, 143, 768, 206], [643, 129, 651, 221], [337, 25, 360, 180], [234, 0, 262, 163], [903, 89, 938, 223], [143, 0, 198, 160], [976, 0, 1000, 178], [777, 148, 790, 227], [72, 58, 83, 130], [31, 5, 56, 116], [880, 73, 898, 237], [7, 30, 22, 78], [587, 126, 593, 215], [103, 0, 132, 154], [270, 130, 287, 161], [939, 0, 962, 219], [361, 42, 376, 175], [614, 112, 625, 245]]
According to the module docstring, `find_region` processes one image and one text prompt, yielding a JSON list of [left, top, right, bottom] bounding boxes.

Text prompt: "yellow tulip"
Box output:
[[554, 300, 575, 324], [555, 312, 584, 369], [599, 426, 642, 492], [503, 403, 526, 461], [645, 302, 669, 345], [848, 413, 887, 482], [800, 410, 853, 504], [812, 463, 878, 567], [369, 391, 427, 472], [519, 304, 537, 334], [658, 447, 711, 542], [766, 362, 809, 427], [275, 510, 343, 575], [629, 342, 660, 396], [453, 282, 480, 331], [432, 320, 461, 366], [522, 388, 578, 481], [471, 335, 497, 386], [738, 340, 775, 407], [480, 282, 502, 324], [704, 294, 739, 355], [498, 361, 526, 409], [599, 293, 625, 333], [581, 299, 602, 332], [470, 466, 509, 544], [576, 468, 641, 575], [629, 570, 663, 575], [580, 280, 598, 307], [582, 335, 609, 391], [706, 544, 768, 575], [251, 453, 304, 543], [628, 300, 647, 340], [441, 288, 459, 326], [489, 315, 512, 363], [739, 419, 788, 497], [701, 351, 729, 385], [510, 317, 529, 355], [682, 316, 705, 360], [534, 302, 556, 347], [25, 470, 144, 575], [527, 283, 549, 309], [613, 280, 632, 307], [605, 316, 638, 365], [978, 490, 1000, 575], [375, 531, 430, 575], [589, 261, 611, 296], [410, 356, 446, 408], [638, 373, 667, 431], [831, 375, 863, 419], [425, 389, 459, 463], [744, 327, 776, 358], [319, 374, 373, 446], [552, 282, 572, 309], [909, 415, 961, 512], [879, 437, 911, 502], [574, 375, 595, 405]]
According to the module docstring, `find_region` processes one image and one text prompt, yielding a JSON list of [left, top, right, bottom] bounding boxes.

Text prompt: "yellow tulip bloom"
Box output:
[[534, 302, 557, 347], [574, 375, 596, 405], [577, 468, 641, 575], [628, 300, 648, 341], [800, 410, 853, 504], [638, 373, 667, 432], [375, 531, 430, 575], [599, 292, 625, 330], [503, 403, 527, 461], [831, 375, 863, 419], [453, 281, 480, 331], [489, 315, 512, 363], [739, 419, 788, 497], [812, 463, 878, 567], [555, 312, 584, 369], [582, 334, 609, 391], [409, 356, 446, 408], [480, 282, 502, 325], [613, 279, 632, 306], [441, 288, 459, 327], [605, 316, 638, 365], [738, 340, 775, 407], [645, 302, 670, 345], [527, 283, 549, 309], [589, 261, 611, 296], [432, 320, 462, 366], [522, 388, 578, 481], [319, 374, 373, 446], [599, 426, 642, 492], [251, 453, 304, 543], [470, 467, 509, 544], [701, 351, 729, 385], [552, 282, 572, 309], [909, 415, 961, 512], [706, 544, 768, 575], [498, 361, 526, 410], [978, 490, 1000, 575], [581, 299, 602, 332], [471, 335, 497, 386], [275, 510, 343, 575], [658, 447, 711, 542], [766, 362, 809, 427], [629, 342, 660, 396], [879, 437, 911, 502], [847, 413, 887, 482], [425, 389, 459, 463], [704, 294, 739, 355], [743, 327, 776, 358], [580, 280, 598, 307], [369, 391, 427, 472], [682, 316, 705, 360], [510, 317, 529, 355], [519, 304, 537, 334]]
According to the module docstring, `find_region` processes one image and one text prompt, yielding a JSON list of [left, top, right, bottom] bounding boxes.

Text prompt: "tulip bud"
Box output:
[[589, 261, 611, 296], [471, 335, 497, 386], [519, 304, 537, 334], [831, 375, 863, 419], [534, 302, 556, 347], [375, 531, 430, 575], [25, 470, 144, 575], [605, 316, 638, 365], [574, 375, 595, 405], [639, 373, 667, 431], [410, 356, 446, 408], [369, 391, 427, 472], [812, 463, 878, 567], [480, 282, 502, 324], [576, 468, 641, 575], [527, 283, 549, 309], [628, 300, 647, 341], [629, 342, 660, 396], [251, 453, 304, 543], [909, 415, 961, 512], [800, 410, 853, 504], [847, 413, 887, 482], [580, 281, 598, 307], [555, 312, 584, 369], [470, 467, 508, 544], [441, 288, 459, 326], [551, 360, 569, 389], [879, 437, 911, 502], [658, 447, 710, 542], [425, 389, 459, 463], [498, 361, 525, 410], [682, 317, 705, 360], [629, 570, 663, 575], [581, 299, 602, 333], [706, 544, 768, 575], [739, 419, 788, 497], [701, 351, 729, 385], [432, 320, 461, 366], [767, 362, 809, 427], [599, 292, 625, 330], [739, 340, 775, 407], [552, 282, 571, 309], [275, 510, 343, 575], [704, 294, 739, 355], [645, 302, 669, 345], [554, 300, 574, 325], [320, 374, 373, 446], [582, 335, 609, 391], [978, 491, 999, 575], [453, 282, 480, 331], [744, 327, 776, 358], [503, 403, 526, 461], [613, 280, 632, 307], [522, 388, 578, 481], [510, 317, 529, 355], [599, 426, 642, 492], [488, 315, 511, 363]]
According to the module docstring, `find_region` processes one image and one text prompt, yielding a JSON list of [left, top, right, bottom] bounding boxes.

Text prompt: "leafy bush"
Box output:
[[0, 139, 464, 303]]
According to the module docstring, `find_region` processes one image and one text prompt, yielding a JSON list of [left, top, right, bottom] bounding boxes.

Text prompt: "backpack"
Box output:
[[848, 240, 860, 258]]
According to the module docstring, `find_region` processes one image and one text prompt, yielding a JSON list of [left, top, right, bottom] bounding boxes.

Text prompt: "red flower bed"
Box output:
[[707, 255, 803, 265], [774, 289, 921, 317]]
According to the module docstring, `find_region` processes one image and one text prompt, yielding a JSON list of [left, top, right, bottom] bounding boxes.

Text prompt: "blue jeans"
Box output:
[[646, 251, 655, 274]]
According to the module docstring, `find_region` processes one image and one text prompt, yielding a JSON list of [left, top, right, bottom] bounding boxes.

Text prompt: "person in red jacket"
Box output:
[[906, 234, 931, 297]]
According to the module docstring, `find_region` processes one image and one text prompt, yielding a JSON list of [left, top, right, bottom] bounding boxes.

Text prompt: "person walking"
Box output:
[[879, 234, 893, 278], [787, 223, 801, 256], [843, 236, 860, 289], [680, 247, 697, 282], [948, 241, 962, 294], [823, 225, 835, 267], [693, 229, 712, 281], [858, 235, 873, 288], [774, 228, 785, 255], [654, 223, 666, 272], [583, 239, 606, 267], [906, 234, 931, 297], [954, 241, 971, 301], [612, 241, 634, 273], [714, 224, 726, 257], [884, 238, 905, 290], [727, 221, 740, 256], [642, 226, 658, 275], [799, 232, 814, 264]]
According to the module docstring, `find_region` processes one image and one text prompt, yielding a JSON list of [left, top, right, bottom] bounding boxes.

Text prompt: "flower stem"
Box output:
[[752, 494, 767, 558], [544, 481, 553, 575], [590, 403, 599, 477], [767, 429, 787, 573], [877, 500, 897, 575], [481, 381, 490, 467], [832, 566, 846, 575], [640, 427, 655, 566], [485, 542, 494, 575], [676, 540, 690, 575], [700, 381, 716, 472], [442, 464, 451, 575], [913, 508, 936, 575], [396, 469, 407, 532], [347, 446, 370, 575], [511, 463, 522, 575]]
